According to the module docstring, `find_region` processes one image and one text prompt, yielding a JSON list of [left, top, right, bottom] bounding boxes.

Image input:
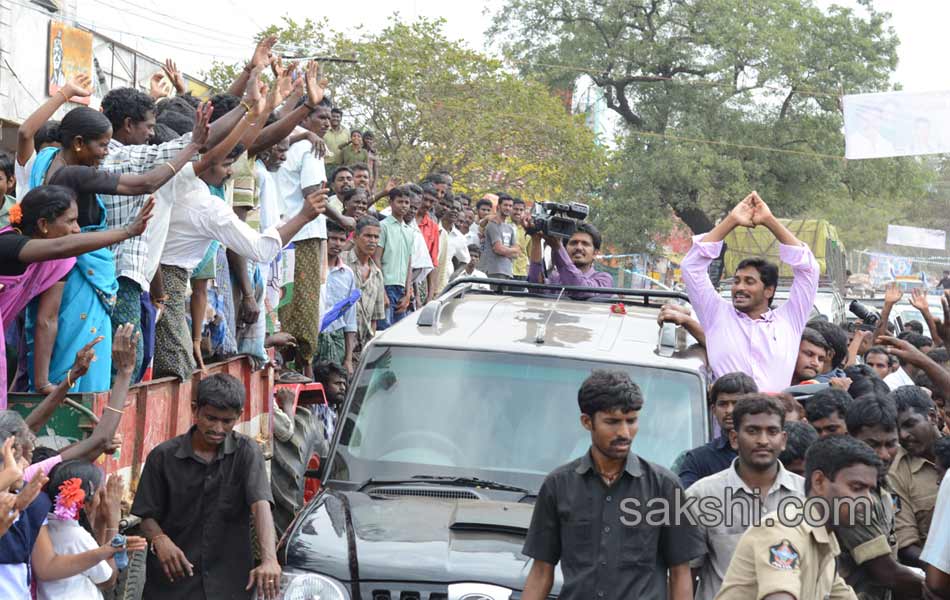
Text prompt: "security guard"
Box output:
[[716, 436, 880, 600], [838, 395, 927, 600]]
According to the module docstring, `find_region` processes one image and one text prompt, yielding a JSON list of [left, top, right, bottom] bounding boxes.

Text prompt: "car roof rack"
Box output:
[[417, 277, 690, 327]]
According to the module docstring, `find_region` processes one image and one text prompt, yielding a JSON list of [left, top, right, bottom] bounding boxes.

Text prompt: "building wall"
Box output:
[[0, 0, 210, 154]]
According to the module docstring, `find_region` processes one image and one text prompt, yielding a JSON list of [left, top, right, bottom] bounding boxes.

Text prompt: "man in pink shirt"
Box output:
[[681, 192, 818, 392]]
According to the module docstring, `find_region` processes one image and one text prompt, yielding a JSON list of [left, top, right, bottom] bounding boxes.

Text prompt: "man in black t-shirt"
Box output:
[[938, 270, 950, 290]]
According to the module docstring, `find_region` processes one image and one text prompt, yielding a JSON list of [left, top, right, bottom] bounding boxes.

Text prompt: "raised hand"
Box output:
[[112, 323, 139, 376], [729, 193, 756, 228], [0, 493, 18, 537], [191, 101, 213, 151], [15, 472, 48, 511], [251, 35, 278, 70], [0, 437, 23, 491], [910, 288, 931, 313], [98, 474, 124, 523], [63, 73, 94, 99], [125, 196, 156, 238], [749, 191, 774, 226], [149, 72, 173, 100], [305, 61, 329, 108], [243, 65, 265, 108], [162, 59, 186, 94], [71, 335, 105, 380], [883, 282, 903, 306]]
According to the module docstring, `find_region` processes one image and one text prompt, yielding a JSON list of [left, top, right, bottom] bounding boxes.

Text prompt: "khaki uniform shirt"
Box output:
[[887, 446, 939, 550], [686, 459, 806, 600], [836, 486, 899, 600], [715, 503, 856, 600]]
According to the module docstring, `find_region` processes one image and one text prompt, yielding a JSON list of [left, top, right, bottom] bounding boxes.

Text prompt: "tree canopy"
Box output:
[[206, 17, 605, 202], [490, 0, 938, 251]]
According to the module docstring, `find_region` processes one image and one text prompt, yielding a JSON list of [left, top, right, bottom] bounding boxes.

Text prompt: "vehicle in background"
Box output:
[[846, 273, 875, 298], [276, 280, 710, 600], [720, 218, 846, 291], [719, 286, 845, 325]]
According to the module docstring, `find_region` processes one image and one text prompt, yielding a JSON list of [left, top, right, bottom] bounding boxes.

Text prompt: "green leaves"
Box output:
[[205, 16, 604, 205], [492, 0, 935, 252]]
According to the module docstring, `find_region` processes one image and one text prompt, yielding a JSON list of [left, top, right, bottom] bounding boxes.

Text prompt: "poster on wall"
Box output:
[[47, 21, 94, 105]]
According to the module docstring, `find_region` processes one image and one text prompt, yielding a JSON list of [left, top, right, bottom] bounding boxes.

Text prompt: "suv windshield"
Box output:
[[328, 345, 706, 493]]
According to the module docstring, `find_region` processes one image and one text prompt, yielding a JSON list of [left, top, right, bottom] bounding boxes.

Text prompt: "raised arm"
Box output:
[[60, 325, 137, 463], [114, 104, 210, 194], [227, 36, 276, 98], [17, 198, 154, 264], [248, 61, 325, 157], [16, 74, 93, 166], [875, 283, 902, 342], [25, 337, 102, 429], [909, 288, 943, 346], [753, 193, 819, 330], [878, 335, 950, 400], [680, 197, 755, 325]]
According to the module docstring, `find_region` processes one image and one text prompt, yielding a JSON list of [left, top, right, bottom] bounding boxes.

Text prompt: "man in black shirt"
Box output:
[[677, 372, 757, 488], [132, 374, 280, 600], [939, 270, 950, 290], [522, 370, 703, 600]]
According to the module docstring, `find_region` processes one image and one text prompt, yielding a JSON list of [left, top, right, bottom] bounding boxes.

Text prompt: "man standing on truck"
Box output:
[[681, 192, 819, 392], [132, 374, 280, 600], [521, 370, 702, 600]]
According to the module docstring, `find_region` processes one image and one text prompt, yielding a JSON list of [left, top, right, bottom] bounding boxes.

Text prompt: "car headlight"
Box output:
[[278, 572, 350, 600]]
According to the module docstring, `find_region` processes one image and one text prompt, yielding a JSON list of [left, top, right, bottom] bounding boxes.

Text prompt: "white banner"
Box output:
[[886, 224, 946, 250], [842, 90, 950, 159]]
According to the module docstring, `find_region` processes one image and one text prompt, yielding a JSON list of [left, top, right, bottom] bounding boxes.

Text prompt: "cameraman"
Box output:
[[526, 218, 613, 296]]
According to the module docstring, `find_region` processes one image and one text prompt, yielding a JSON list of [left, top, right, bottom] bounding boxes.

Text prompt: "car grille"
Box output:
[[361, 583, 533, 600], [369, 487, 480, 500], [365, 585, 447, 600]]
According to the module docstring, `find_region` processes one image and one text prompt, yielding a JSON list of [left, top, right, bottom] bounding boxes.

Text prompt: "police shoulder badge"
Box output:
[[768, 539, 800, 570]]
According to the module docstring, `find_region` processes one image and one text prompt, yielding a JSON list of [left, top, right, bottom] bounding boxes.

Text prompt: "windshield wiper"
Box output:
[[360, 476, 530, 495]]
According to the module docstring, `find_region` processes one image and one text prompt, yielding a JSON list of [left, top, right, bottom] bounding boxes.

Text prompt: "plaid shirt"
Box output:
[[99, 135, 195, 290]]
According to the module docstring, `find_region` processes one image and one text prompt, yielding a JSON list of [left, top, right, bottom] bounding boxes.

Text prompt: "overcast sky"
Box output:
[[77, 0, 950, 92]]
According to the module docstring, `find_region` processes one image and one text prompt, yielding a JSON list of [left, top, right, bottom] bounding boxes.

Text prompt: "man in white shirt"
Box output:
[[276, 98, 354, 378], [685, 394, 805, 600], [921, 474, 950, 596], [255, 137, 290, 333], [154, 147, 328, 380], [433, 194, 471, 296]]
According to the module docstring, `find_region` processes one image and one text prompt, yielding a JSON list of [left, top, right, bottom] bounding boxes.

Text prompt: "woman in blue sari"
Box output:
[[25, 105, 206, 393]]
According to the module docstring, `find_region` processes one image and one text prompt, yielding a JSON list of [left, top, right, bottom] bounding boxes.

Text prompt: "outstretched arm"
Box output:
[[60, 325, 138, 463], [113, 104, 210, 195], [17, 74, 93, 165], [17, 198, 155, 264], [753, 193, 818, 329]]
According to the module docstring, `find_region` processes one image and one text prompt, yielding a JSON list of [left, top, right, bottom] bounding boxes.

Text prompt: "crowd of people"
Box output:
[[0, 30, 948, 600], [522, 193, 950, 599], [0, 33, 621, 599]]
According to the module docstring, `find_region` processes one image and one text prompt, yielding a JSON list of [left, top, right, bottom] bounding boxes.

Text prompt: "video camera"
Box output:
[[848, 300, 880, 327], [524, 201, 590, 240]]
